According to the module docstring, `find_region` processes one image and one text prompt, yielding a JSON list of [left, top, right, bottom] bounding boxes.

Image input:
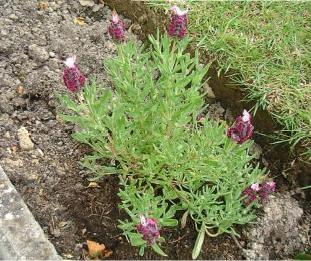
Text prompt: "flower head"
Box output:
[[227, 109, 254, 144], [242, 185, 258, 205], [250, 182, 260, 191], [108, 11, 125, 42], [243, 181, 276, 205], [63, 56, 86, 92], [168, 5, 188, 39], [241, 109, 251, 122], [171, 5, 188, 16], [258, 181, 276, 202], [136, 215, 160, 245]]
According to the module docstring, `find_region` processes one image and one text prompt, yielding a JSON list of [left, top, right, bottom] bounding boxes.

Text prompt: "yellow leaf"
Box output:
[[87, 240, 105, 258], [74, 17, 85, 26], [87, 182, 100, 188], [86, 240, 112, 258]]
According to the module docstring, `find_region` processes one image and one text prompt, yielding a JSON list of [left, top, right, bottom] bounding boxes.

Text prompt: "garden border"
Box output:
[[0, 166, 61, 260]]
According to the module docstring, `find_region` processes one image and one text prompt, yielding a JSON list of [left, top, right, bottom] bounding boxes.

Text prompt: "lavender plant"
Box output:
[[59, 33, 269, 258]]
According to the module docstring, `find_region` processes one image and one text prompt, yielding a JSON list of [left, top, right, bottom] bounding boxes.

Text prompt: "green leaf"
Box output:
[[293, 253, 311, 260], [139, 246, 145, 256], [192, 223, 205, 260], [128, 233, 146, 247], [161, 218, 178, 227], [151, 243, 167, 257]]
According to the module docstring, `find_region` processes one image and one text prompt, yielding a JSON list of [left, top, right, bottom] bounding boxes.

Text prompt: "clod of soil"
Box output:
[[243, 193, 310, 259]]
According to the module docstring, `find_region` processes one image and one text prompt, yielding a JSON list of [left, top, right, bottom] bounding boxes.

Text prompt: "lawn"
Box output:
[[147, 1, 311, 159]]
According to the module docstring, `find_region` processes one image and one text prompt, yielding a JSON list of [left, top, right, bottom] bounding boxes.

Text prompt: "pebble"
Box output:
[[28, 44, 49, 62], [4, 131, 10, 139], [49, 51, 56, 58], [9, 14, 18, 21], [79, 0, 94, 7], [17, 126, 34, 150]]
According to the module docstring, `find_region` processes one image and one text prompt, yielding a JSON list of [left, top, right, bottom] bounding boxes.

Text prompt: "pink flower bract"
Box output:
[[136, 215, 160, 245], [168, 5, 188, 39], [108, 11, 125, 42], [243, 181, 276, 205], [258, 181, 276, 202], [63, 56, 86, 92], [227, 109, 254, 144]]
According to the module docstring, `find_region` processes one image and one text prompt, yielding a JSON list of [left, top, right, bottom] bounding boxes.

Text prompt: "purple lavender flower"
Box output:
[[258, 181, 276, 202], [242, 185, 258, 205], [243, 181, 276, 205], [136, 215, 160, 245], [108, 11, 125, 42], [63, 56, 86, 92], [168, 5, 188, 39], [227, 110, 254, 144]]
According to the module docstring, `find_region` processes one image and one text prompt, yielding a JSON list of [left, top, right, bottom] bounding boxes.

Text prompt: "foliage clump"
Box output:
[[60, 34, 266, 258]]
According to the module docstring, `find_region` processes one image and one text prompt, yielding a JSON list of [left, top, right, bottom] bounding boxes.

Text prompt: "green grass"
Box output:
[[147, 1, 311, 160]]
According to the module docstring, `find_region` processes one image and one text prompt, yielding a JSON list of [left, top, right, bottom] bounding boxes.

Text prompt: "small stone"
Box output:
[[4, 131, 10, 139], [17, 127, 34, 150], [36, 148, 44, 157], [9, 14, 18, 20], [79, 0, 94, 7], [49, 51, 56, 58], [28, 44, 49, 62]]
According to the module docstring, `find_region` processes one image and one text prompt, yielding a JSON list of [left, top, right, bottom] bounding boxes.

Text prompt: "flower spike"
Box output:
[[227, 109, 254, 144], [108, 11, 125, 42], [63, 56, 86, 92], [168, 5, 188, 39], [136, 215, 160, 245], [243, 180, 276, 205]]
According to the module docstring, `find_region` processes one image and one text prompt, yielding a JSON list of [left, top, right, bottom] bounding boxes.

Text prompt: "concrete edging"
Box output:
[[0, 166, 61, 260]]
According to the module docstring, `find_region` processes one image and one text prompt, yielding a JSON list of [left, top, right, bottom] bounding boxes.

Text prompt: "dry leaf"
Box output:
[[104, 250, 113, 258], [98, 0, 105, 4], [38, 2, 49, 10], [74, 17, 85, 26], [87, 240, 112, 258], [87, 240, 105, 258], [87, 182, 100, 188]]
